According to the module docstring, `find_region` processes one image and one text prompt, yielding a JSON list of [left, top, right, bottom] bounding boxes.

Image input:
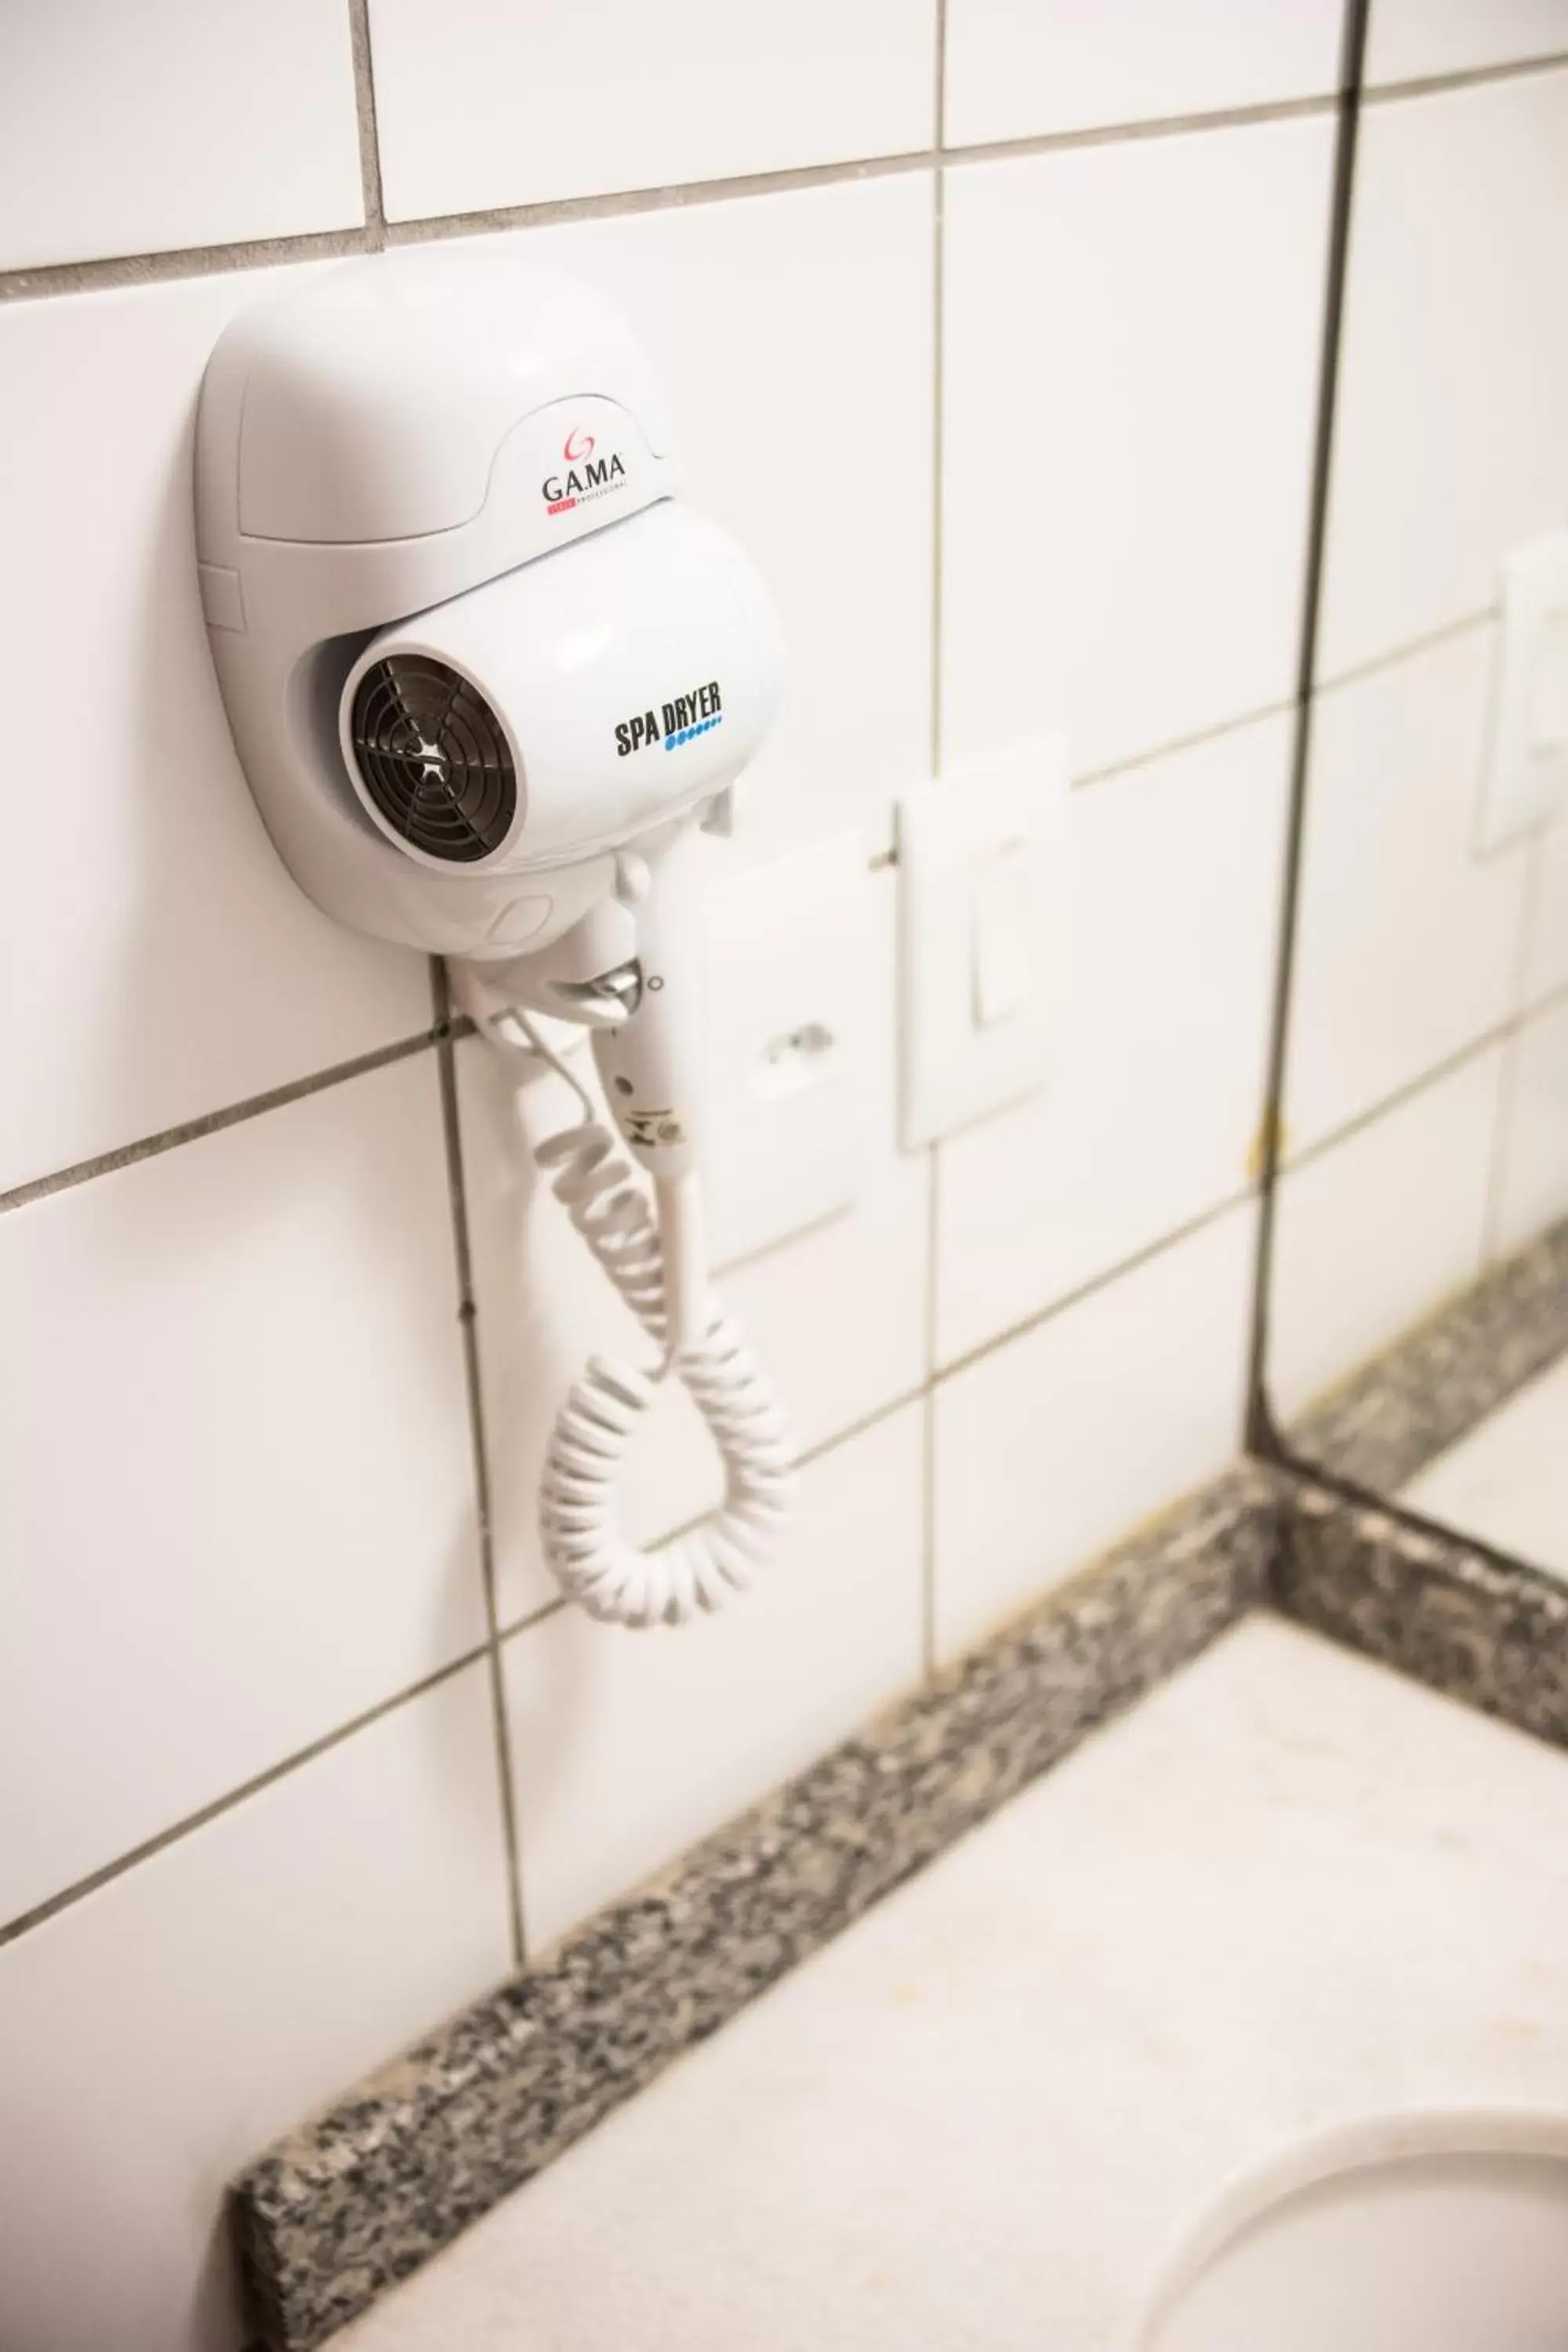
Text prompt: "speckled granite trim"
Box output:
[[1287, 1214, 1568, 1492], [232, 1465, 1275, 2352], [1275, 1475, 1568, 1748]]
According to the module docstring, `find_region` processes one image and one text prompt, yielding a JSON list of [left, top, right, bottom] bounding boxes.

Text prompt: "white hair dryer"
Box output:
[[194, 249, 794, 1625]]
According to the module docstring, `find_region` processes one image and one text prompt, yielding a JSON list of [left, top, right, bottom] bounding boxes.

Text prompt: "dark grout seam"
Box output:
[[430, 960, 528, 1969], [0, 1027, 441, 1217], [1243, 0, 1370, 1450], [0, 1640, 491, 1954]]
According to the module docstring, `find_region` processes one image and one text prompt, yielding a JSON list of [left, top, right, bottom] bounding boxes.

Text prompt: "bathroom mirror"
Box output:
[[1258, 24, 1568, 1575]]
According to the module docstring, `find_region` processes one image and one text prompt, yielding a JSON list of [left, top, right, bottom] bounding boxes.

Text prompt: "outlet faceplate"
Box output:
[[898, 735, 1072, 1146], [702, 834, 874, 1265]]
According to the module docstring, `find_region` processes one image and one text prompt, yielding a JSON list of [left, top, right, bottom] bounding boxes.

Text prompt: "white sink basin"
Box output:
[[1146, 2116, 1568, 2352]]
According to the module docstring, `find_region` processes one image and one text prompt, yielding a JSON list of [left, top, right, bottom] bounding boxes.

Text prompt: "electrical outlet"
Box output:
[[702, 835, 874, 1265]]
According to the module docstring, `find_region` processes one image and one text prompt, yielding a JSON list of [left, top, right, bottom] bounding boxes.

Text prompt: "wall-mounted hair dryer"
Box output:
[[194, 249, 793, 1626]]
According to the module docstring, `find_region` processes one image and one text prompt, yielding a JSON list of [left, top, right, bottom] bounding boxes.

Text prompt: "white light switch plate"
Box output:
[[1477, 530, 1568, 851], [702, 835, 875, 1265], [898, 735, 1072, 1147]]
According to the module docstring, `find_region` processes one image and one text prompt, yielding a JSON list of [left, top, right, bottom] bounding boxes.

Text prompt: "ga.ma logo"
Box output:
[[542, 425, 627, 515]]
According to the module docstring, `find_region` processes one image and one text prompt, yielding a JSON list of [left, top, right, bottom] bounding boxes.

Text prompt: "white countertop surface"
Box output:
[[339, 1617, 1568, 2351]]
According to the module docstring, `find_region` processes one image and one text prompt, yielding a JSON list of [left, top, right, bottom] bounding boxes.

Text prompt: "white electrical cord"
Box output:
[[457, 977, 796, 1628]]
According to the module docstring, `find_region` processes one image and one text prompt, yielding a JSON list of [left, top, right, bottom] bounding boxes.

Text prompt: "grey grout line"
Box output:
[[430, 958, 528, 1970], [0, 89, 1348, 308], [935, 1183, 1258, 1391], [1281, 980, 1568, 1179], [4, 43, 1560, 310], [496, 1595, 569, 1646], [345, 0, 389, 243], [0, 1167, 1260, 1950], [1072, 693, 1297, 793], [1312, 605, 1496, 697], [942, 87, 1337, 165], [0, 1027, 441, 1217], [1363, 45, 1568, 107], [0, 1640, 492, 1955], [0, 225, 372, 305], [383, 149, 930, 251]]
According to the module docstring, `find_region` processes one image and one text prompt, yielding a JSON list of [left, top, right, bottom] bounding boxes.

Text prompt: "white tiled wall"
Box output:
[[1283, 625, 1526, 1155], [1270, 1051, 1504, 1421], [11, 6, 1556, 2347], [0, 1, 364, 271], [944, 0, 1341, 149], [1363, 0, 1568, 89], [935, 1202, 1257, 1660], [508, 1409, 925, 1950], [1268, 42, 1568, 1426], [0, 1664, 512, 2352], [935, 713, 1290, 1365], [0, 1056, 483, 1927], [0, 270, 433, 1193], [366, 0, 936, 221], [941, 114, 1330, 781], [1316, 67, 1568, 681]]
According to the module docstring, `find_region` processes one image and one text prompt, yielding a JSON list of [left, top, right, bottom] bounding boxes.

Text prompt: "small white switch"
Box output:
[[898, 735, 1072, 1147], [1476, 531, 1568, 851], [971, 842, 1034, 1027]]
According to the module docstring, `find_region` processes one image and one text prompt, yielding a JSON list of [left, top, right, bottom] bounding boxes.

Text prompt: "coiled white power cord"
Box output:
[[457, 976, 796, 1628]]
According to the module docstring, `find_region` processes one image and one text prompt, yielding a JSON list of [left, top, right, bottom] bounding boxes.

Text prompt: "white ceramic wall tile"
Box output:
[[459, 865, 927, 1630], [0, 1055, 483, 1928], [1366, 0, 1568, 88], [1529, 822, 1568, 1007], [934, 1201, 1254, 1662], [1284, 624, 1530, 1154], [945, 0, 1341, 149], [506, 1407, 924, 1951], [936, 713, 1288, 1366], [0, 1664, 511, 2352], [0, 0, 362, 272], [941, 117, 1330, 784], [459, 180, 931, 868], [1319, 68, 1568, 680], [1268, 1049, 1503, 1422], [368, 0, 935, 223], [0, 274, 432, 1196], [1493, 996, 1568, 1257]]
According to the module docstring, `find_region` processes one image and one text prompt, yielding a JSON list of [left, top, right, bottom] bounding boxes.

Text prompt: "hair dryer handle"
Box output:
[[591, 822, 712, 1352], [590, 821, 708, 1178]]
